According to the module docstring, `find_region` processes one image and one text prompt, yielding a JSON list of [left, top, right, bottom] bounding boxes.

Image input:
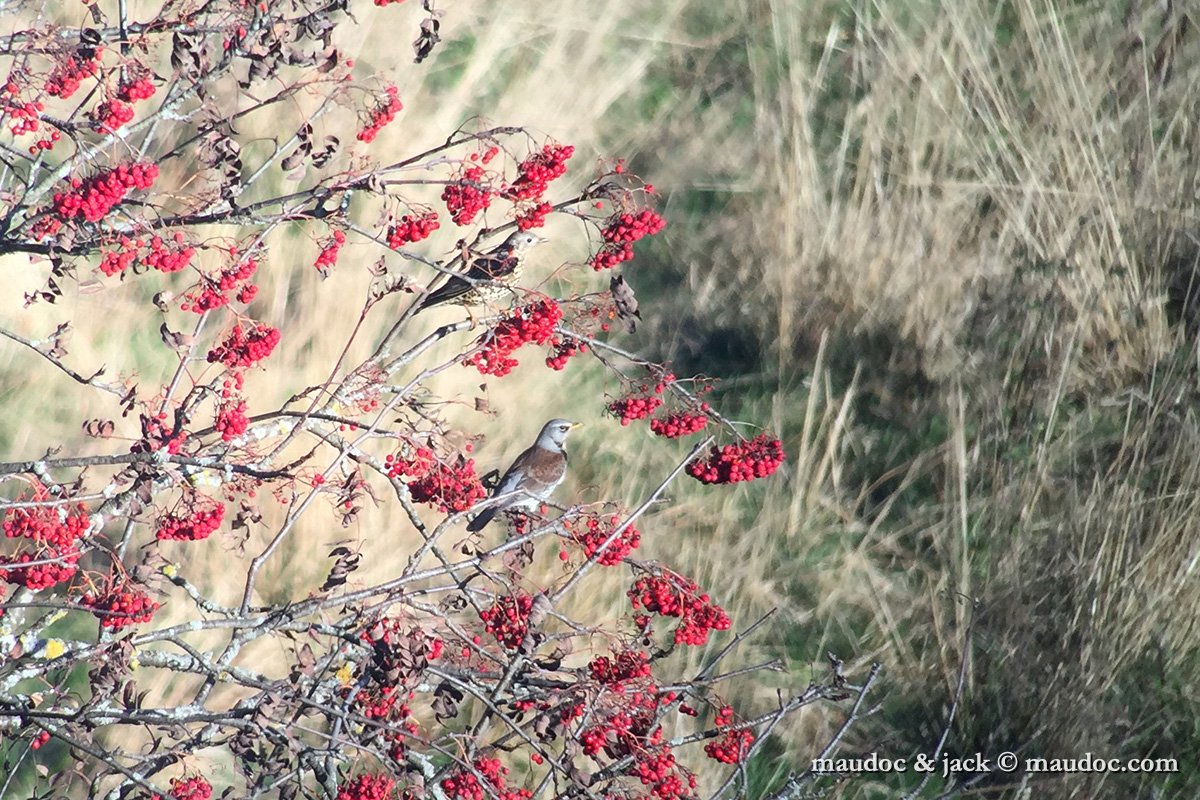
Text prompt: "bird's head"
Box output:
[[538, 418, 581, 450], [505, 231, 548, 253]]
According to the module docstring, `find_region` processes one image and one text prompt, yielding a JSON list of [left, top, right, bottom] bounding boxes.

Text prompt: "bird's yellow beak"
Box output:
[[533, 234, 550, 245], [569, 421, 584, 429]]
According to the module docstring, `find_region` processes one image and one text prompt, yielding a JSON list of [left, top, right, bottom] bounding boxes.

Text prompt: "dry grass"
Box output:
[[3, 0, 1200, 797]]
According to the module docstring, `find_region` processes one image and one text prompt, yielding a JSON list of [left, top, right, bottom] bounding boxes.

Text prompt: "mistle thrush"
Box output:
[[466, 418, 580, 532], [416, 231, 547, 314]]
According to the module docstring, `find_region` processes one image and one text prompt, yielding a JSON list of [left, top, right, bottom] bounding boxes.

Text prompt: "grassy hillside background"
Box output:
[[2, 1, 1199, 798]]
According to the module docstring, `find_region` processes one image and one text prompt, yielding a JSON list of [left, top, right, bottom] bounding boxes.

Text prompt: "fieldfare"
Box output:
[[416, 231, 546, 314], [466, 418, 580, 532]]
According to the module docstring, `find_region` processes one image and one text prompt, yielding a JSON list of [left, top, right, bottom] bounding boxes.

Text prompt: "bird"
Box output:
[[416, 231, 547, 314], [466, 418, 580, 532]]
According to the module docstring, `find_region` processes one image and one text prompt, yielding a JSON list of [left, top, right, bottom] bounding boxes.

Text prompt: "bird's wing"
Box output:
[[492, 445, 536, 497], [417, 275, 471, 309], [519, 446, 568, 489], [417, 250, 517, 310]]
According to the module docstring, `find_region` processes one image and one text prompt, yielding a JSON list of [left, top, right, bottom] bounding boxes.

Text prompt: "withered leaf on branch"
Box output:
[[610, 274, 641, 333], [439, 593, 467, 613], [320, 545, 362, 591], [502, 538, 535, 572], [413, 16, 441, 63], [432, 680, 464, 721], [82, 418, 114, 438], [131, 547, 172, 594]]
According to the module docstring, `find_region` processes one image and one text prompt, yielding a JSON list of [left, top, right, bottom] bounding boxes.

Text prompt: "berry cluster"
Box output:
[[143, 234, 197, 273], [314, 230, 346, 276], [515, 201, 553, 231], [156, 499, 225, 541], [30, 730, 50, 749], [386, 450, 486, 513], [465, 300, 563, 377], [52, 162, 158, 223], [82, 585, 160, 629], [545, 338, 585, 370], [703, 705, 754, 764], [44, 48, 104, 98], [98, 232, 196, 277], [442, 165, 492, 226], [357, 86, 402, 143], [580, 705, 658, 759], [386, 211, 439, 248], [182, 253, 259, 312], [442, 757, 531, 800], [206, 323, 281, 368], [2, 495, 90, 590], [116, 76, 156, 102], [588, 648, 651, 685], [336, 773, 394, 800], [91, 98, 134, 132], [649, 410, 709, 438], [2, 82, 43, 136], [479, 593, 533, 650], [502, 143, 574, 201], [686, 434, 785, 484], [568, 512, 639, 566], [629, 572, 731, 647], [138, 411, 186, 455], [634, 751, 697, 800], [165, 775, 212, 800], [215, 397, 248, 441], [607, 394, 662, 425], [591, 209, 666, 270]]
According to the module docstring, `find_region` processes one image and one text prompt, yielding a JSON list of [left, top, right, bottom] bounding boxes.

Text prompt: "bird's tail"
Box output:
[[466, 507, 497, 532]]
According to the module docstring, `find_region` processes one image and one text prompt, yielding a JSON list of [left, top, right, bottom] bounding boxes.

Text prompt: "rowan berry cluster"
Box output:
[[2, 495, 90, 590], [545, 337, 585, 370], [335, 773, 394, 800], [568, 512, 640, 565], [649, 410, 709, 438], [82, 585, 160, 629], [479, 593, 533, 650], [607, 394, 662, 425], [156, 499, 225, 541], [117, 76, 156, 102], [591, 209, 666, 270], [442, 165, 492, 226], [408, 458, 487, 513], [515, 201, 553, 231], [182, 254, 259, 312], [138, 411, 186, 455], [358, 85, 402, 143], [91, 98, 134, 132], [98, 232, 196, 277], [214, 378, 249, 441], [442, 757, 531, 800], [588, 648, 651, 684], [44, 48, 103, 98], [2, 81, 42, 135], [686, 434, 786, 484], [52, 162, 158, 224], [502, 142, 574, 201], [629, 572, 731, 646], [466, 300, 563, 377], [30, 731, 50, 749], [163, 775, 213, 800], [386, 211, 440, 248], [634, 751, 697, 800], [704, 717, 754, 764], [314, 230, 347, 275], [206, 323, 280, 368]]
